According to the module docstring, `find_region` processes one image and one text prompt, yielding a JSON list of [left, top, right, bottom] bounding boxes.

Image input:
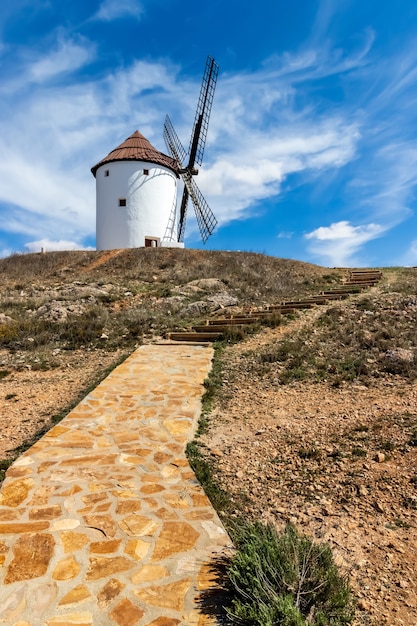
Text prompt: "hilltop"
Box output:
[[0, 249, 416, 625]]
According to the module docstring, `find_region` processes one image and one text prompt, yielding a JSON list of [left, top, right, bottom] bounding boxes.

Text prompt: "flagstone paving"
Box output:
[[0, 343, 231, 625]]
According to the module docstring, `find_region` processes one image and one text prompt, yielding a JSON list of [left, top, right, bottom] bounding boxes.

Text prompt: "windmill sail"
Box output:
[[163, 115, 187, 168], [182, 171, 217, 244], [188, 57, 219, 168], [163, 55, 219, 244]]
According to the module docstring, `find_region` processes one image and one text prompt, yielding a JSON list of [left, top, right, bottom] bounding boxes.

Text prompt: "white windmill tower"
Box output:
[[92, 56, 219, 251]]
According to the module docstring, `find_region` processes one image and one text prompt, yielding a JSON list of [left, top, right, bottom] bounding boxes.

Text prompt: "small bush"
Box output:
[[226, 522, 354, 626], [351, 446, 367, 458], [299, 447, 321, 460]]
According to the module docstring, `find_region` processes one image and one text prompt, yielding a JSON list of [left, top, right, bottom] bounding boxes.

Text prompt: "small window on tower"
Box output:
[[143, 169, 149, 175], [104, 170, 109, 177], [119, 198, 127, 207]]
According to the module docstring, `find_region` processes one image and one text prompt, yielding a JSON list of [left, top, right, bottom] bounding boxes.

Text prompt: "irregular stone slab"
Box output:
[[134, 578, 191, 612], [118, 514, 159, 537], [151, 522, 199, 561], [109, 598, 144, 625], [97, 578, 125, 608], [130, 564, 169, 584], [33, 582, 58, 617], [90, 539, 121, 554], [29, 505, 62, 520], [86, 556, 135, 580], [4, 533, 54, 583], [60, 531, 89, 553], [0, 585, 26, 621], [52, 555, 80, 581], [58, 585, 92, 606], [124, 539, 151, 561], [46, 612, 93, 626], [0, 478, 34, 507], [83, 514, 118, 538]]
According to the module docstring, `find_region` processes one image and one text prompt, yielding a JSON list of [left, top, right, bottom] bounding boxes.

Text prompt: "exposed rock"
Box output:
[[385, 348, 414, 364], [375, 452, 386, 463], [207, 293, 239, 308], [185, 278, 228, 292], [0, 314, 14, 325], [36, 301, 87, 321], [180, 300, 216, 316]]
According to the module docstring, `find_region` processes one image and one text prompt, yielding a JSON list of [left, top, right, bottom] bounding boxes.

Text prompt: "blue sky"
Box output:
[[1, 0, 417, 267]]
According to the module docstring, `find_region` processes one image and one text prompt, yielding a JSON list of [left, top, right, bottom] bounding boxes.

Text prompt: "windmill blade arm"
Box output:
[[177, 187, 189, 243], [182, 172, 217, 244], [163, 115, 187, 167], [188, 56, 219, 168]]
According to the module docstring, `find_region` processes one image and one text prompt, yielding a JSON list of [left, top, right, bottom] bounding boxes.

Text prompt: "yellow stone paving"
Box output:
[[0, 344, 231, 625]]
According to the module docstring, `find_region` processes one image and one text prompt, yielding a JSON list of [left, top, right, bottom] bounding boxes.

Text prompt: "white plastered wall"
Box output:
[[95, 160, 179, 250]]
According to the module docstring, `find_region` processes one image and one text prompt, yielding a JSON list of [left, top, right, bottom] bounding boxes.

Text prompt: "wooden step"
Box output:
[[193, 324, 247, 333], [282, 299, 328, 306], [268, 303, 313, 311], [166, 332, 222, 342], [208, 317, 269, 326], [322, 288, 362, 295], [344, 281, 379, 286]]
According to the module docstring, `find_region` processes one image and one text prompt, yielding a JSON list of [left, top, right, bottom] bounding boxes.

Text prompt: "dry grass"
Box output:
[[0, 249, 344, 360], [250, 279, 417, 385]]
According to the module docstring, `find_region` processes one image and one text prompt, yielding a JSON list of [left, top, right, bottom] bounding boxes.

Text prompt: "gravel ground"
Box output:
[[200, 307, 417, 626]]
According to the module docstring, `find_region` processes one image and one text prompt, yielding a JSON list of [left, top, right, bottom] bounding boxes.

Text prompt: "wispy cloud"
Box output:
[[28, 37, 94, 84], [305, 221, 386, 266], [0, 36, 95, 95], [24, 239, 94, 253], [95, 0, 145, 21]]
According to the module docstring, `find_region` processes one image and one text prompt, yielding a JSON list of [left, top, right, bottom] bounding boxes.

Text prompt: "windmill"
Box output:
[[163, 55, 219, 244]]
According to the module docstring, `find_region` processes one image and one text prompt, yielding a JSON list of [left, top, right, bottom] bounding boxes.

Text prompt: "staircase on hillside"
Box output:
[[165, 269, 382, 343]]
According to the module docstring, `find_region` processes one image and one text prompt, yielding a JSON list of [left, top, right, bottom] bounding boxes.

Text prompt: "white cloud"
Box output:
[[28, 38, 94, 84], [305, 221, 386, 266], [198, 119, 359, 228], [24, 239, 94, 253], [95, 0, 144, 21]]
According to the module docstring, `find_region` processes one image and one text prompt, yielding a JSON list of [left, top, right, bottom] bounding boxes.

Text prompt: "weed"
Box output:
[[350, 447, 367, 458], [186, 442, 233, 522], [0, 459, 13, 482], [200, 345, 225, 427], [379, 440, 396, 451], [226, 522, 354, 626], [299, 447, 321, 460], [386, 517, 411, 530], [0, 370, 11, 380], [5, 393, 17, 400], [352, 425, 369, 433]]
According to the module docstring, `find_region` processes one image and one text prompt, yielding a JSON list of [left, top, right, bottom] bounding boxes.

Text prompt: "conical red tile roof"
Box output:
[[91, 130, 178, 177]]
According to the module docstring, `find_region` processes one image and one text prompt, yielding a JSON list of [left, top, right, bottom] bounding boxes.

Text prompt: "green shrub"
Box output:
[[226, 523, 354, 626]]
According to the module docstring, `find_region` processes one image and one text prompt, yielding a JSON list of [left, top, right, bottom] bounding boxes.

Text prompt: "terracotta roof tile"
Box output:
[[91, 130, 178, 177]]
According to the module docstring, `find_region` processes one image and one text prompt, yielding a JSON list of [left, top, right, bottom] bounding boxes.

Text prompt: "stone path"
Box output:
[[0, 344, 231, 625]]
